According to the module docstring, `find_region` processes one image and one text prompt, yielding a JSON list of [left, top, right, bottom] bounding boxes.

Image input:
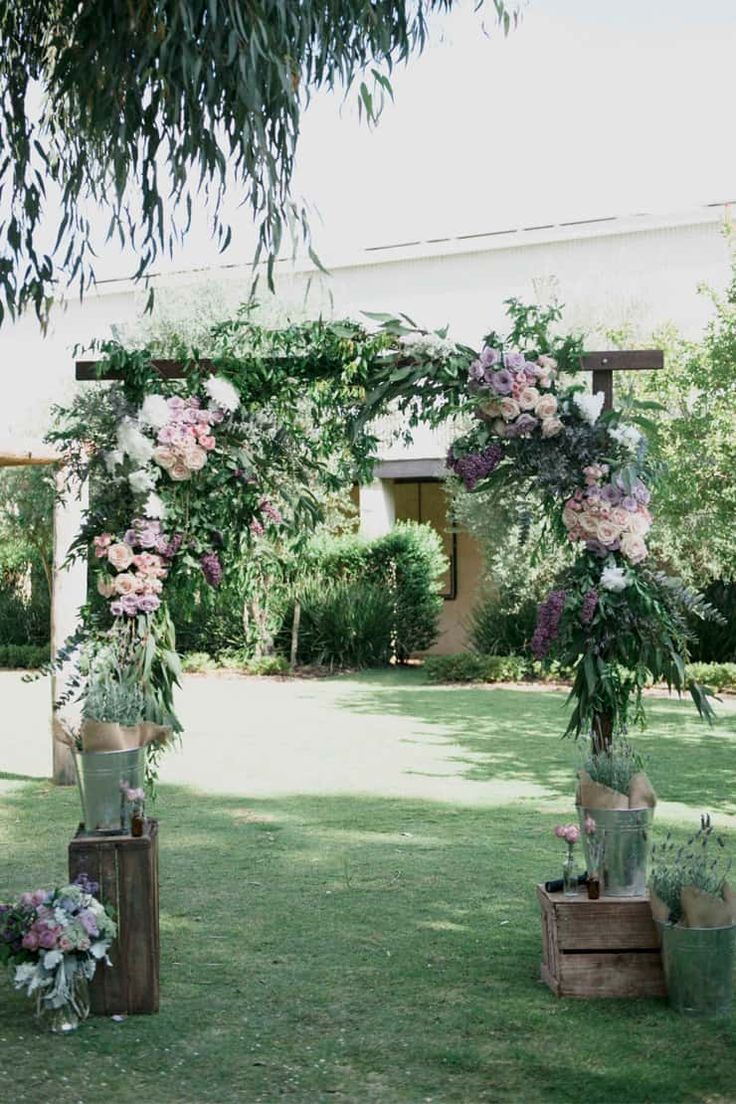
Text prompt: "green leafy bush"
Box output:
[[284, 579, 394, 670], [685, 662, 736, 692], [688, 580, 736, 662], [303, 522, 447, 661], [468, 590, 538, 656], [424, 653, 530, 684], [181, 652, 219, 674], [0, 643, 49, 669]]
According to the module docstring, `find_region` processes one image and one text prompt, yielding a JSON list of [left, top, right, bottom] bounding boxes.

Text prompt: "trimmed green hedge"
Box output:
[[0, 643, 49, 669]]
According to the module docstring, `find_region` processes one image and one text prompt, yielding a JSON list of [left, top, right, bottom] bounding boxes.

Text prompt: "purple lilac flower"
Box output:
[[531, 589, 567, 660], [201, 550, 223, 587], [580, 588, 598, 626], [446, 442, 504, 491], [479, 346, 500, 368], [260, 499, 283, 525], [632, 480, 651, 504], [504, 351, 525, 370], [161, 532, 184, 560], [250, 517, 265, 538], [489, 368, 514, 395]]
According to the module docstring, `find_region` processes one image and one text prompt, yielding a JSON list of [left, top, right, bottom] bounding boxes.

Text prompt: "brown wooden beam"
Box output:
[[75, 358, 216, 381]]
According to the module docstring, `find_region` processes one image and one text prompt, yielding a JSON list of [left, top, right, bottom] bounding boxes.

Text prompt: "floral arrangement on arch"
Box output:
[[362, 298, 719, 749]]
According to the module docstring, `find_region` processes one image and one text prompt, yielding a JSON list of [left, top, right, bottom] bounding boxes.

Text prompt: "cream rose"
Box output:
[[113, 572, 138, 596], [169, 462, 192, 482], [596, 520, 620, 545], [627, 510, 651, 536], [517, 386, 541, 412], [621, 532, 648, 563], [610, 507, 630, 530], [499, 398, 521, 422], [541, 416, 564, 438], [153, 446, 176, 470], [183, 446, 207, 472], [578, 513, 600, 538], [107, 542, 134, 571], [537, 355, 557, 372], [535, 394, 558, 419]]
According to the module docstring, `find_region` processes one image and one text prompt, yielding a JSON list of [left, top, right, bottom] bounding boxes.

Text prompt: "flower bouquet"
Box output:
[[0, 875, 116, 1032]]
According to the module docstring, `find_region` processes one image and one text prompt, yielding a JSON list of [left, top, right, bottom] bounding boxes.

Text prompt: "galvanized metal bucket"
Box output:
[[73, 747, 145, 834], [577, 805, 654, 897], [657, 921, 736, 1017]]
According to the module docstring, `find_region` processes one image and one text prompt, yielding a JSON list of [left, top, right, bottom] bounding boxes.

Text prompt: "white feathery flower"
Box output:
[[128, 468, 158, 494], [600, 565, 630, 593], [399, 333, 455, 359], [43, 950, 63, 970], [117, 418, 155, 464], [573, 391, 605, 426], [204, 375, 240, 413], [609, 423, 642, 452], [138, 394, 171, 430], [103, 449, 124, 473], [143, 491, 167, 520]]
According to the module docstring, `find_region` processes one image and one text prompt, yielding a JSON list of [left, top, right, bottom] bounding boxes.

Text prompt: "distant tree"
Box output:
[[0, 1, 514, 325]]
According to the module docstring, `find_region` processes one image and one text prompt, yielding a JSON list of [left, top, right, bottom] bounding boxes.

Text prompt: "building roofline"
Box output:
[[84, 200, 734, 300]]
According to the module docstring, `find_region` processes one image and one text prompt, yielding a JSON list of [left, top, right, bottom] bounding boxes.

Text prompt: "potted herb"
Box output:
[[576, 738, 656, 896], [650, 815, 736, 1016]]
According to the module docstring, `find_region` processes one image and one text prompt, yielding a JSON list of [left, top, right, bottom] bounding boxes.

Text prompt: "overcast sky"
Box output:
[[63, 0, 736, 280]]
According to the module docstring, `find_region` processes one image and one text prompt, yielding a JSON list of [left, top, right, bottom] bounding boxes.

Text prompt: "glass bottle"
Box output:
[[563, 847, 578, 897]]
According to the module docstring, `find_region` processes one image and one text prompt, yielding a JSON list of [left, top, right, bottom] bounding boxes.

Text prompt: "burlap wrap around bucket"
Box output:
[[653, 884, 736, 1015], [73, 720, 170, 834], [577, 769, 657, 898]]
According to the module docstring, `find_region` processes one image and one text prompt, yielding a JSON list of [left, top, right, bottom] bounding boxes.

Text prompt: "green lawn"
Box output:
[[2, 671, 736, 1104]]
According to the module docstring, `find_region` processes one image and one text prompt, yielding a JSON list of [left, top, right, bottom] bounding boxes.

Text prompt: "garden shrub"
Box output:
[[284, 579, 394, 669], [424, 653, 530, 684], [468, 589, 539, 656], [685, 662, 736, 693], [688, 580, 736, 662], [301, 522, 447, 662], [0, 643, 49, 669]]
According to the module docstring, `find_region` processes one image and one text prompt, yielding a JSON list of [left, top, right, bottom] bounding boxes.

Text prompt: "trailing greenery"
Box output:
[[0, 1, 513, 324], [0, 643, 49, 669], [650, 814, 732, 924]]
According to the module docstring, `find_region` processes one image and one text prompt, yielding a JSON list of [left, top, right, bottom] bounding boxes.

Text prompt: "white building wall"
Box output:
[[1, 204, 731, 448]]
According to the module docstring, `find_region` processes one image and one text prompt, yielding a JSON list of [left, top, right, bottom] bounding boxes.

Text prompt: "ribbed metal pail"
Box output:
[[577, 805, 654, 897], [657, 921, 736, 1017], [73, 747, 145, 834]]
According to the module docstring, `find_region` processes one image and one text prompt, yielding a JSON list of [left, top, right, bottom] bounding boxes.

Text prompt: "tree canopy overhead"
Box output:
[[0, 1, 513, 326]]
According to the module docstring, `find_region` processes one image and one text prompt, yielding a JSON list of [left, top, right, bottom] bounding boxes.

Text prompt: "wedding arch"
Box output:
[[46, 299, 716, 782]]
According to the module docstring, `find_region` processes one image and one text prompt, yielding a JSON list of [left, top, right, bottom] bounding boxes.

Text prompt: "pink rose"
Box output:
[[563, 825, 580, 845], [19, 892, 34, 906], [620, 532, 648, 564], [199, 435, 216, 451], [554, 825, 567, 839], [596, 520, 620, 545], [499, 397, 521, 422], [107, 542, 134, 571], [541, 416, 563, 438], [627, 511, 651, 536], [584, 816, 597, 836], [22, 931, 39, 951], [610, 506, 630, 530], [59, 935, 73, 952], [39, 928, 57, 950], [153, 445, 176, 470], [157, 425, 175, 444]]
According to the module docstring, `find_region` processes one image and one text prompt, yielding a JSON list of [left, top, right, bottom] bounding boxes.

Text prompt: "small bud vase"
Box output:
[[563, 848, 577, 896]]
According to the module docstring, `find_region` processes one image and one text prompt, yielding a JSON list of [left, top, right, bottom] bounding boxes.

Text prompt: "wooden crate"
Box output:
[[537, 883, 665, 998], [69, 818, 160, 1015]]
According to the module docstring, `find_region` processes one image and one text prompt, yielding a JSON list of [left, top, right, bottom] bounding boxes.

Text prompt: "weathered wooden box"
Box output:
[[537, 883, 665, 998], [68, 818, 160, 1015]]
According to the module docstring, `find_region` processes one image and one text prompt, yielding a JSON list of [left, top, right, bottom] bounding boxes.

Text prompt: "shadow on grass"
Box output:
[[336, 671, 736, 813], [2, 777, 736, 1104]]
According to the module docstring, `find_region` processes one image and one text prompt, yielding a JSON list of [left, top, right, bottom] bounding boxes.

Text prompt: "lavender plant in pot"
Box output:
[[650, 815, 736, 1017]]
